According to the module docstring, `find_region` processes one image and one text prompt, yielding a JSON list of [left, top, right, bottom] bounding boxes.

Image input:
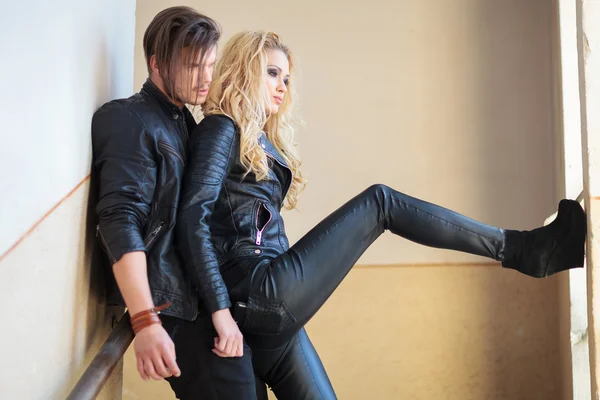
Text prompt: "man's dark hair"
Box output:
[[143, 6, 220, 100]]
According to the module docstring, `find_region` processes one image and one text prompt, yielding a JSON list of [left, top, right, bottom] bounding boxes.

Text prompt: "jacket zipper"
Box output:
[[158, 141, 185, 165], [96, 225, 116, 264], [255, 203, 272, 246], [144, 221, 165, 248]]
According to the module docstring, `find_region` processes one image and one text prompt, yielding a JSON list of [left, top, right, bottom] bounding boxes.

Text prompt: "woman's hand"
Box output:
[[211, 308, 244, 357]]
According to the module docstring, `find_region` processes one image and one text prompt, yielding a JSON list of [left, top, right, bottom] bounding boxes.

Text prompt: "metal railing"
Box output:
[[66, 313, 134, 400]]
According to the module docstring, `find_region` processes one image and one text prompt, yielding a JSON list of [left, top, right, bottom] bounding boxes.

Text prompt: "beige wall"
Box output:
[[0, 1, 136, 398], [125, 0, 570, 399]]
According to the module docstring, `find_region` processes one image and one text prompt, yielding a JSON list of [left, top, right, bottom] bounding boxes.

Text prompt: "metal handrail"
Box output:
[[66, 313, 134, 400]]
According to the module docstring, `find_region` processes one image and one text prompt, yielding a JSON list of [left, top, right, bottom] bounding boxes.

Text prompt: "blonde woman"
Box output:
[[176, 31, 586, 399]]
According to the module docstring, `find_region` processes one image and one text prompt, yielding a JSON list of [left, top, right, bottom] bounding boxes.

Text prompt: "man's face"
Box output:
[[176, 46, 217, 106]]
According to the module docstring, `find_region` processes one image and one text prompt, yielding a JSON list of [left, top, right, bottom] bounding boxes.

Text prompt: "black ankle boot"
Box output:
[[502, 199, 586, 278]]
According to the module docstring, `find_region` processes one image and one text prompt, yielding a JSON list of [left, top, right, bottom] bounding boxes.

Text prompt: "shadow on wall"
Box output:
[[83, 33, 128, 334], [472, 1, 567, 398], [60, 35, 127, 398]]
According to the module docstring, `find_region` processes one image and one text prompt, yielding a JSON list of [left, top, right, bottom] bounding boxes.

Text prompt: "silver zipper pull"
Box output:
[[150, 222, 164, 236], [256, 230, 263, 245]]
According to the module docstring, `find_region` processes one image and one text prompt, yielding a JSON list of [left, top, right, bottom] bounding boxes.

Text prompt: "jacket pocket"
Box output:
[[255, 202, 272, 246], [241, 295, 297, 335], [96, 225, 117, 264], [158, 141, 185, 165], [144, 221, 165, 249]]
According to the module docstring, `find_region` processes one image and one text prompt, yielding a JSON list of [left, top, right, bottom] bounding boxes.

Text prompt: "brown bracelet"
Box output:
[[129, 302, 172, 335], [131, 314, 161, 334]]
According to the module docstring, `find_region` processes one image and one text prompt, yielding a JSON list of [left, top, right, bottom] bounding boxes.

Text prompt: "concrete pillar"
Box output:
[[577, 0, 600, 397], [557, 1, 589, 399]]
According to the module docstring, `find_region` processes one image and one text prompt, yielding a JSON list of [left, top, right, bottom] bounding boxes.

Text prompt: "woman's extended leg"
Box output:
[[238, 184, 585, 343]]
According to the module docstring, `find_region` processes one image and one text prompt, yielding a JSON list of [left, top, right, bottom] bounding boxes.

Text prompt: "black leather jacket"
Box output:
[[92, 79, 200, 320], [177, 115, 292, 313]]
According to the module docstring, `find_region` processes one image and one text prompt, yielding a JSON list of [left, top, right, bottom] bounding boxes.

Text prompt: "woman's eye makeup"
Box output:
[[268, 67, 289, 86]]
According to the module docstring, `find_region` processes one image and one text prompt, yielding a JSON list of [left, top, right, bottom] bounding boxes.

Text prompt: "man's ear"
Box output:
[[149, 55, 160, 76]]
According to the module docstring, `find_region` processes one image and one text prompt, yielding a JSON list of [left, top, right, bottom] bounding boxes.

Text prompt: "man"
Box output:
[[92, 6, 263, 399]]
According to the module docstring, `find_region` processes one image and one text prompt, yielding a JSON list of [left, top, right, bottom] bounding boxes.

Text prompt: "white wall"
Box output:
[[557, 1, 590, 399], [0, 1, 136, 399], [577, 0, 600, 396], [0, 1, 135, 256]]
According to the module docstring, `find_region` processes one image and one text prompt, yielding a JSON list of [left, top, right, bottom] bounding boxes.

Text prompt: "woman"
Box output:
[[176, 31, 586, 399]]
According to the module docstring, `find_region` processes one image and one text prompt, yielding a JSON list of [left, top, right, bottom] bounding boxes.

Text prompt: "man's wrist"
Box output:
[[130, 302, 172, 335]]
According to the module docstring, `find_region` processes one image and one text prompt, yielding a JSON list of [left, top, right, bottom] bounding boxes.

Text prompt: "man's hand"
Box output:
[[134, 324, 181, 380]]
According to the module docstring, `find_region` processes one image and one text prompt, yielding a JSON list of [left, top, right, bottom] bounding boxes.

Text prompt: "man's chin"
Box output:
[[187, 96, 206, 107]]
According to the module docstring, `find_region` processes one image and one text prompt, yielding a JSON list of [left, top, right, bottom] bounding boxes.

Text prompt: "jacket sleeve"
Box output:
[[177, 115, 237, 313], [92, 103, 156, 264]]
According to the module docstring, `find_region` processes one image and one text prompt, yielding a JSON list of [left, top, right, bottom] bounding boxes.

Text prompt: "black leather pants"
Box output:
[[162, 313, 265, 400], [163, 311, 334, 400], [228, 184, 506, 399], [251, 328, 336, 399]]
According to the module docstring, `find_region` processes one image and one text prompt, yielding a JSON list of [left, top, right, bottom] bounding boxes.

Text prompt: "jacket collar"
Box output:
[[258, 132, 290, 169], [141, 78, 198, 132], [141, 78, 182, 114]]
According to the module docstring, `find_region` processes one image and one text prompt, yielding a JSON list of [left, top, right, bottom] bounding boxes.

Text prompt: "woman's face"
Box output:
[[265, 49, 290, 115]]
